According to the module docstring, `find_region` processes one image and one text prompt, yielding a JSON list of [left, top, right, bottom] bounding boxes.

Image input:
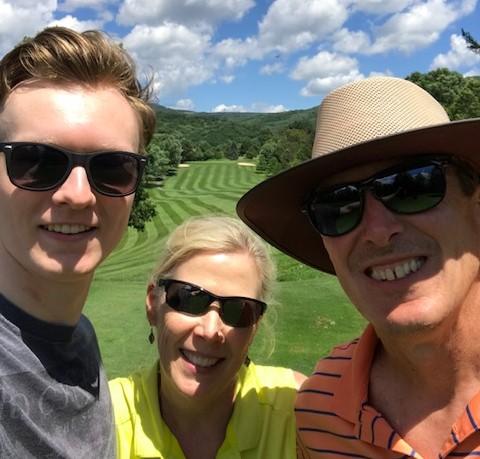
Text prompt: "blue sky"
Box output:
[[1, 0, 479, 113]]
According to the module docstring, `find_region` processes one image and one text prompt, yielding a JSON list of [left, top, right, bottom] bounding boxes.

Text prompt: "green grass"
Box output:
[[84, 160, 365, 378]]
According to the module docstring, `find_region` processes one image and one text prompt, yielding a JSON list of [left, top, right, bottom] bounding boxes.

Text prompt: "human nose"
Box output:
[[51, 166, 96, 209], [195, 304, 226, 343], [358, 192, 403, 246]]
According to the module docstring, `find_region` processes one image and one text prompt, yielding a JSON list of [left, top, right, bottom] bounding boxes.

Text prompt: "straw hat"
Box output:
[[236, 76, 480, 275]]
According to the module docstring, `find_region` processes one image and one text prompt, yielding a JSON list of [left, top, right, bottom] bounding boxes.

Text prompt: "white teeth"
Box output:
[[182, 350, 219, 368], [45, 224, 91, 234], [385, 269, 395, 281], [394, 265, 406, 279], [410, 259, 419, 272], [369, 258, 424, 282]]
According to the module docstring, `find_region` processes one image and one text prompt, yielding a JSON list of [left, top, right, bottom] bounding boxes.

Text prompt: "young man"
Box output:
[[0, 27, 155, 457], [237, 76, 480, 457]]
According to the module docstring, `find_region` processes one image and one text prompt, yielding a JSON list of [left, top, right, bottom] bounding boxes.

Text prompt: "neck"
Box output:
[[0, 251, 93, 326], [374, 290, 480, 394], [160, 375, 236, 459], [369, 293, 480, 456]]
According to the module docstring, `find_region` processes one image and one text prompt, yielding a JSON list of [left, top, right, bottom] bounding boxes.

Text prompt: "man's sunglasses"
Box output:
[[0, 142, 147, 197], [305, 158, 453, 237], [157, 279, 267, 328]]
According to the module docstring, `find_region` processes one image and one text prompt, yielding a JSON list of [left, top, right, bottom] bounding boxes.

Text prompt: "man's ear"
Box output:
[[146, 283, 159, 326]]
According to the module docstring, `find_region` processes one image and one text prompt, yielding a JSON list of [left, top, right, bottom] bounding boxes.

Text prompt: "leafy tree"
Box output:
[[450, 77, 480, 119], [407, 69, 464, 116], [145, 140, 169, 181], [256, 139, 286, 175], [128, 179, 156, 231], [180, 138, 198, 161], [406, 69, 480, 120], [159, 135, 182, 167], [225, 141, 240, 160], [462, 29, 480, 53]]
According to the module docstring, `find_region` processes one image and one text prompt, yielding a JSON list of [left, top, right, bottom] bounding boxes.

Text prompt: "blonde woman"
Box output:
[[109, 216, 305, 458]]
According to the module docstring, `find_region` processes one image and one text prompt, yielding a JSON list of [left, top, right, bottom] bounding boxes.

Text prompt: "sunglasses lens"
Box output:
[[307, 161, 447, 237], [90, 153, 140, 196], [162, 280, 264, 328], [375, 163, 445, 214], [166, 282, 209, 314], [8, 144, 68, 190], [308, 185, 363, 236], [222, 299, 261, 327]]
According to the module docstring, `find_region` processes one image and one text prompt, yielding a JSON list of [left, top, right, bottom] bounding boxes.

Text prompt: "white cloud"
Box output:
[[117, 0, 255, 27], [368, 0, 477, 54], [211, 102, 287, 112], [332, 28, 372, 53], [299, 71, 364, 96], [213, 37, 261, 69], [48, 15, 104, 31], [352, 0, 416, 15], [464, 68, 480, 76], [257, 0, 349, 53], [260, 61, 285, 75], [0, 0, 57, 56], [220, 75, 235, 83], [250, 102, 287, 112], [291, 51, 364, 96], [212, 104, 247, 112], [58, 0, 112, 12], [431, 33, 480, 70], [291, 51, 360, 81], [174, 98, 195, 110], [122, 23, 215, 97]]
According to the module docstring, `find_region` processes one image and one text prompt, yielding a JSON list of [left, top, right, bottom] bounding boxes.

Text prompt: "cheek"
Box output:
[[156, 309, 188, 350], [322, 235, 352, 270], [227, 327, 255, 356], [102, 196, 134, 222]]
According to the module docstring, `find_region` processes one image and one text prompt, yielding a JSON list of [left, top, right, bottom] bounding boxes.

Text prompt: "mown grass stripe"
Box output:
[[187, 196, 227, 214], [157, 200, 184, 226]]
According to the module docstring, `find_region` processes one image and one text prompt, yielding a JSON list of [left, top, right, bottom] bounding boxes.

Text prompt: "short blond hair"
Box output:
[[150, 215, 276, 302], [0, 26, 155, 151]]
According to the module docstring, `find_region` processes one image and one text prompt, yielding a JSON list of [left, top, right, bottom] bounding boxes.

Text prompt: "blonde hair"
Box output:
[[0, 27, 155, 151], [151, 215, 276, 302]]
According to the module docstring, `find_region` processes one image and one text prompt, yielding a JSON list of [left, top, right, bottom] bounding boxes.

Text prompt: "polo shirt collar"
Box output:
[[132, 362, 263, 458]]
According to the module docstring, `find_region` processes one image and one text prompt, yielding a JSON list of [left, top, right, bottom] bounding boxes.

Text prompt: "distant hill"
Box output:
[[153, 104, 318, 147]]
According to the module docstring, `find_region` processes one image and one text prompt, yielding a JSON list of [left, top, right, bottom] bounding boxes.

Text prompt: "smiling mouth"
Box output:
[[181, 350, 222, 368], [42, 224, 94, 235], [367, 257, 426, 281]]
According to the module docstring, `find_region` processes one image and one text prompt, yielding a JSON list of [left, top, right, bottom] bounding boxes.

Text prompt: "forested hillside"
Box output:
[[129, 69, 480, 230]]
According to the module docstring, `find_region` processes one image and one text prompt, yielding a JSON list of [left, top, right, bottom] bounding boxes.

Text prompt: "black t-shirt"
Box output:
[[0, 294, 115, 458]]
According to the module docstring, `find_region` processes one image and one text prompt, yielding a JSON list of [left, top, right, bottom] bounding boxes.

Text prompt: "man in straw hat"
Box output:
[[237, 76, 480, 457]]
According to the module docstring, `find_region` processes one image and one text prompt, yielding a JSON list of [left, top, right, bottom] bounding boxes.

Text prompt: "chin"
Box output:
[[380, 313, 441, 336], [34, 257, 100, 279]]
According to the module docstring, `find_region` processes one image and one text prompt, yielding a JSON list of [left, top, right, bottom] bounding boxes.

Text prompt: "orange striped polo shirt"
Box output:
[[295, 325, 480, 458]]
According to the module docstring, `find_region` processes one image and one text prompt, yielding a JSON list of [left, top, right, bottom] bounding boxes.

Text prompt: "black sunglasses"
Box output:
[[0, 142, 147, 197], [157, 279, 266, 328], [305, 158, 452, 237]]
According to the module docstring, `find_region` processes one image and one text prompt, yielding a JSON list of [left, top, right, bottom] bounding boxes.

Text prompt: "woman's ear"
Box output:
[[146, 283, 159, 326]]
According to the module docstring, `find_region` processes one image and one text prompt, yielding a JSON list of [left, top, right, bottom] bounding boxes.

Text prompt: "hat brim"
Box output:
[[237, 118, 480, 275]]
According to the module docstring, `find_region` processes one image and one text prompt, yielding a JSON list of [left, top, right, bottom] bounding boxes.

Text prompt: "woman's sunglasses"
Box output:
[[305, 158, 453, 237], [157, 279, 266, 328], [0, 142, 147, 197]]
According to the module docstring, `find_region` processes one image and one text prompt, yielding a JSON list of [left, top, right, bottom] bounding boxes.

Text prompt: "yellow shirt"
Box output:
[[109, 361, 298, 458]]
